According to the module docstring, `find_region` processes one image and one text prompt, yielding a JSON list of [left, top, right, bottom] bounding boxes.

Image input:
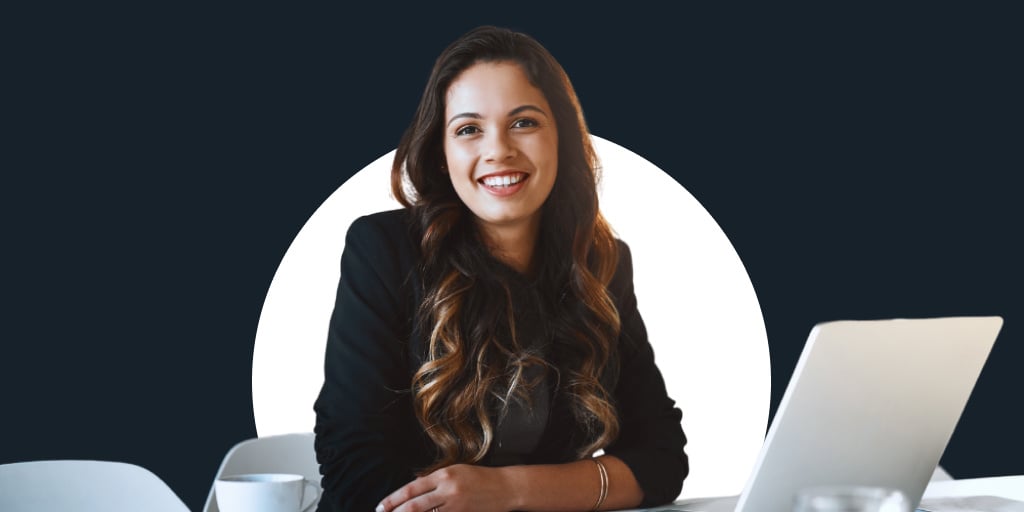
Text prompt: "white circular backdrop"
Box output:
[[252, 135, 770, 498]]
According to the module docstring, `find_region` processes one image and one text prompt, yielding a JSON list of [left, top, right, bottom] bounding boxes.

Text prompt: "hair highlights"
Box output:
[[391, 25, 621, 472]]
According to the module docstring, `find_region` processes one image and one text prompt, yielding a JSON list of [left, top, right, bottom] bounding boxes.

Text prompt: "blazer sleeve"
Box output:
[[313, 214, 420, 512], [603, 241, 690, 507]]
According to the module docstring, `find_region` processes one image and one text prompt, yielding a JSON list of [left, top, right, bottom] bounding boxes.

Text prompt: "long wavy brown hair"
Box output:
[[391, 25, 621, 472]]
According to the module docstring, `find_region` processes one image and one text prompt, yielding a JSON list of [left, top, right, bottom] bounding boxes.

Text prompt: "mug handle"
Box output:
[[300, 479, 322, 512]]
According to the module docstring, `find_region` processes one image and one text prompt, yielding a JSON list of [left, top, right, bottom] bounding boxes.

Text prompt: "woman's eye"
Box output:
[[455, 125, 480, 136], [512, 118, 538, 129]]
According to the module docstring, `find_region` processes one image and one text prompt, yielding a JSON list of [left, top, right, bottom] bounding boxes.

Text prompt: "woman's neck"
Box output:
[[477, 216, 541, 276]]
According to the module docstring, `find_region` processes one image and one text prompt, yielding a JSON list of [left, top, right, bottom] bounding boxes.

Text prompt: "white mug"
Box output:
[[216, 473, 321, 512]]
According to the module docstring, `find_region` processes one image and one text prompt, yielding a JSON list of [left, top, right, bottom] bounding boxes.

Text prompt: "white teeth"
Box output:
[[481, 174, 525, 187]]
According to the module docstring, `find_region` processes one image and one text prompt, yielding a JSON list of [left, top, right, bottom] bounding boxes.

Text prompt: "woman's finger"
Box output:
[[391, 491, 445, 512], [377, 476, 437, 512]]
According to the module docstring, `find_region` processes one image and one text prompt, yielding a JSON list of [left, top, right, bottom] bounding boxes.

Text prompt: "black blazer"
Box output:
[[313, 209, 688, 511]]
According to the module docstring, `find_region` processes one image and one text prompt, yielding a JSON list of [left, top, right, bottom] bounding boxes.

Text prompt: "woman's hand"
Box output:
[[376, 464, 516, 512]]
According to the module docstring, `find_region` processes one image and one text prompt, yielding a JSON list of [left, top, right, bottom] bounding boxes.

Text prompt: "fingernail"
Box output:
[[375, 505, 384, 512]]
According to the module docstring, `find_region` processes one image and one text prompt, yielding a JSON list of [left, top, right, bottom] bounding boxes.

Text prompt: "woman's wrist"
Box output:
[[488, 456, 642, 512], [494, 465, 526, 511]]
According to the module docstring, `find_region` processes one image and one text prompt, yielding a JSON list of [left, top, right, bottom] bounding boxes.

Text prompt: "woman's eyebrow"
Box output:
[[508, 104, 548, 117], [446, 105, 549, 128], [447, 112, 481, 127]]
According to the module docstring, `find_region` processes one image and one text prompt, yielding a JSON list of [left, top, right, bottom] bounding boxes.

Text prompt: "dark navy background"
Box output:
[[4, 5, 1021, 510]]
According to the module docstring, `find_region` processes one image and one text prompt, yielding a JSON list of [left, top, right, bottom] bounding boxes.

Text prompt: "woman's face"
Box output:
[[443, 61, 558, 236]]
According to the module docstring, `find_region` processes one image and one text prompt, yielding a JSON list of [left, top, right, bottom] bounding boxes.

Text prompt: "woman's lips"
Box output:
[[478, 172, 528, 197]]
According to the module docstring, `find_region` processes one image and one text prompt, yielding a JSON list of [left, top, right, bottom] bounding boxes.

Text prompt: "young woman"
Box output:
[[314, 26, 688, 512]]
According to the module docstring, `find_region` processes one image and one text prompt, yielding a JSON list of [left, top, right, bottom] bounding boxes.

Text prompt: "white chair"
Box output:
[[0, 460, 189, 512], [204, 432, 321, 512]]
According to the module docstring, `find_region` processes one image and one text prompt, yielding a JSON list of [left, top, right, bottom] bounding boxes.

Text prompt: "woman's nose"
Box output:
[[483, 131, 516, 162]]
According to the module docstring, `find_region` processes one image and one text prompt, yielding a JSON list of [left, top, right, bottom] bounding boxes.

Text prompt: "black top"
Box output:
[[313, 209, 688, 511], [478, 258, 552, 467]]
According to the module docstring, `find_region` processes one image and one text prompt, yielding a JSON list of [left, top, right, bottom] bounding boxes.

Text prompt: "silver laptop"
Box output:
[[651, 316, 1003, 512]]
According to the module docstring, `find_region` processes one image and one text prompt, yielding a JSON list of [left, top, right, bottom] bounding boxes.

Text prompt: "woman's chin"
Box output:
[[472, 210, 540, 231]]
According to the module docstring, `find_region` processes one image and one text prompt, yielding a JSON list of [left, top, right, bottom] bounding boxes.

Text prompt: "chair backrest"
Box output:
[[0, 460, 189, 512], [204, 432, 320, 512]]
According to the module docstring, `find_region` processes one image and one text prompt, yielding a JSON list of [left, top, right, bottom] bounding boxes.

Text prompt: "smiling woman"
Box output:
[[312, 26, 688, 512]]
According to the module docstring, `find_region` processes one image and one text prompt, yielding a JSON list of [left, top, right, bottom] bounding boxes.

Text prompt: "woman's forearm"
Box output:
[[499, 455, 643, 511]]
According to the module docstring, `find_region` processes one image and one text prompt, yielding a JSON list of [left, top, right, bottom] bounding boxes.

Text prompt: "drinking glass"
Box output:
[[794, 485, 912, 512]]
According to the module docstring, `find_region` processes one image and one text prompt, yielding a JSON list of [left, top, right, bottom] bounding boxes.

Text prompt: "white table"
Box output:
[[622, 475, 1024, 511], [922, 474, 1024, 501]]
